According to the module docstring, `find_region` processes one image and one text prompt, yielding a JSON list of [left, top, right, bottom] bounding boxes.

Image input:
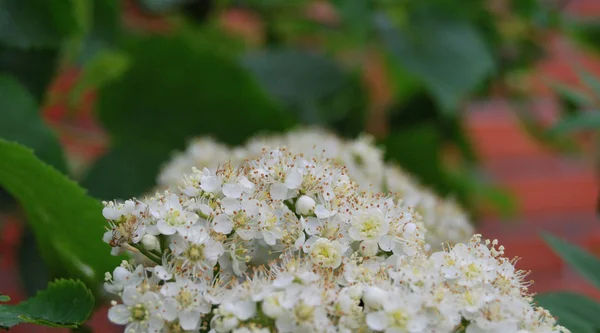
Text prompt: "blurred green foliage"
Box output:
[[536, 234, 600, 332], [0, 0, 584, 299]]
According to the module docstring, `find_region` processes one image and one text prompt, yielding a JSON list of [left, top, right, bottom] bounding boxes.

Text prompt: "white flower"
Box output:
[[108, 286, 164, 333], [104, 263, 145, 294], [365, 292, 428, 333], [349, 208, 389, 256], [200, 168, 222, 193], [103, 146, 567, 333], [169, 233, 224, 276], [307, 237, 344, 269], [150, 193, 199, 237], [160, 278, 211, 330]]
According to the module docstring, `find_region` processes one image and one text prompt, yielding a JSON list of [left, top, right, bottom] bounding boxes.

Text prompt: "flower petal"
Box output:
[[179, 309, 201, 330], [108, 304, 130, 325], [270, 183, 288, 200], [157, 220, 176, 235], [212, 214, 233, 234], [223, 183, 243, 198]]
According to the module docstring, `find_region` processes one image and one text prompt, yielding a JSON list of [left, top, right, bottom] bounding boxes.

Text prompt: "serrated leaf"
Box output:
[[543, 233, 600, 289], [0, 75, 67, 173], [85, 35, 294, 199], [0, 279, 93, 329], [549, 111, 600, 134], [535, 292, 600, 333], [0, 0, 78, 48], [0, 140, 122, 288], [376, 9, 494, 112]]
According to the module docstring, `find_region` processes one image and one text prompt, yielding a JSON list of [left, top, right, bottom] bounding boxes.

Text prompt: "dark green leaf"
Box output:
[[549, 111, 600, 134], [0, 140, 122, 288], [535, 292, 600, 333], [0, 279, 93, 329], [543, 233, 600, 289], [376, 9, 494, 111], [82, 144, 172, 200], [0, 46, 58, 101], [384, 124, 444, 190], [0, 0, 78, 48], [0, 75, 67, 173], [138, 0, 190, 13], [329, 1, 374, 45], [242, 50, 348, 124], [18, 228, 51, 297], [87, 35, 293, 199]]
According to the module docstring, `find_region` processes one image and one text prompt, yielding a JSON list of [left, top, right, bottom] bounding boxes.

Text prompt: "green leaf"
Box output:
[[0, 279, 93, 329], [86, 35, 293, 199], [82, 143, 172, 200], [0, 140, 122, 288], [74, 0, 121, 63], [242, 49, 351, 124], [384, 124, 445, 191], [543, 233, 600, 289], [69, 49, 129, 107], [0, 46, 58, 101], [0, 0, 78, 48], [535, 292, 600, 333], [0, 75, 67, 173], [579, 71, 600, 98], [138, 0, 189, 13], [329, 1, 374, 46], [0, 295, 9, 303], [376, 9, 494, 111], [18, 228, 51, 297], [549, 111, 600, 134], [551, 82, 594, 108]]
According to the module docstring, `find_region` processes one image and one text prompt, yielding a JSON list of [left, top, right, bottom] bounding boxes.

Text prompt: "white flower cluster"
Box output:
[[103, 149, 567, 333], [157, 128, 473, 249]]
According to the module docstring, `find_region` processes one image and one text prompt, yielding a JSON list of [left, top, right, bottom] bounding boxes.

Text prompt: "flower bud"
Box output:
[[295, 195, 316, 215], [362, 286, 386, 309], [113, 266, 130, 282], [142, 234, 160, 251]]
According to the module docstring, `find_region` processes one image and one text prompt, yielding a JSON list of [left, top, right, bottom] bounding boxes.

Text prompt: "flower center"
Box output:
[[131, 304, 148, 322], [294, 302, 314, 322], [178, 290, 195, 308], [185, 244, 205, 262], [166, 210, 184, 226], [359, 217, 381, 238], [389, 309, 407, 327]]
